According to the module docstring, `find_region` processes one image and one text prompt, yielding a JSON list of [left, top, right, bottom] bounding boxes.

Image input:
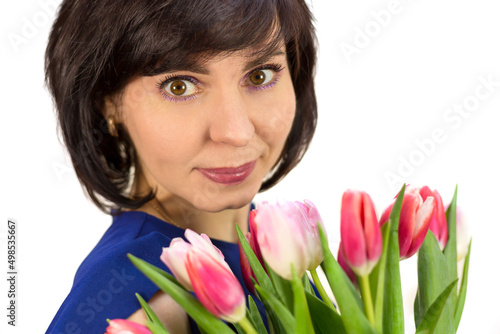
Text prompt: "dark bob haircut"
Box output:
[[45, 0, 318, 213]]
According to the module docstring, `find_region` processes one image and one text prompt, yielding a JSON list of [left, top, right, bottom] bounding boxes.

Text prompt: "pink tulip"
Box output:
[[238, 233, 257, 294], [252, 200, 324, 280], [450, 205, 470, 261], [161, 229, 227, 291], [187, 247, 246, 322], [160, 238, 193, 290], [337, 242, 357, 285], [238, 210, 265, 294], [160, 229, 245, 322], [380, 187, 435, 259], [248, 209, 266, 270], [419, 186, 448, 250], [340, 190, 382, 276], [296, 200, 325, 270], [105, 319, 152, 334]]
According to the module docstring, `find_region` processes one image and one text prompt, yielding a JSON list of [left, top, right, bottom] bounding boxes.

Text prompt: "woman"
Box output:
[[45, 0, 317, 332]]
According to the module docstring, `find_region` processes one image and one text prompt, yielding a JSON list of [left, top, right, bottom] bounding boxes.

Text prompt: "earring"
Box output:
[[107, 117, 119, 137]]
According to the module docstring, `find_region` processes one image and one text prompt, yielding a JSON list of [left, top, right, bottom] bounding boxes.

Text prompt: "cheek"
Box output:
[[255, 84, 296, 148]]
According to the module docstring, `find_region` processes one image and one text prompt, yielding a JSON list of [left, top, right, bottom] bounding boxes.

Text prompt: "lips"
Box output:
[[197, 161, 256, 185]]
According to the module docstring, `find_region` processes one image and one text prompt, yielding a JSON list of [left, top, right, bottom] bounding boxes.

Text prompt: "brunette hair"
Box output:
[[45, 0, 318, 213]]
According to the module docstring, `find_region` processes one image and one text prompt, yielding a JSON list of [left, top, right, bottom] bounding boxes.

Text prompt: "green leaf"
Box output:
[[233, 322, 246, 334], [454, 239, 472, 330], [415, 279, 458, 334], [255, 288, 287, 334], [248, 295, 269, 334], [443, 186, 458, 310], [135, 293, 169, 333], [317, 225, 376, 334], [383, 184, 406, 334], [414, 233, 454, 333], [318, 246, 362, 310], [266, 262, 293, 310], [235, 225, 276, 295], [372, 222, 390, 334], [146, 320, 171, 334], [305, 291, 346, 334], [255, 285, 296, 333], [302, 274, 315, 295], [291, 265, 315, 334], [128, 254, 234, 334], [414, 288, 423, 329]]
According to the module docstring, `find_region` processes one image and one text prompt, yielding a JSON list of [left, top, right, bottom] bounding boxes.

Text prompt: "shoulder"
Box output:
[[46, 212, 181, 334]]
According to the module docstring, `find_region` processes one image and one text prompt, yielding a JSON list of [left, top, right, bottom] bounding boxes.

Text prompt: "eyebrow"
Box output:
[[151, 49, 286, 76], [242, 49, 286, 72]]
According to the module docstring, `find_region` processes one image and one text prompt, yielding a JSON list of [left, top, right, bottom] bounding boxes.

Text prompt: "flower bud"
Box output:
[[160, 229, 245, 322], [419, 186, 448, 250], [340, 190, 382, 276], [380, 187, 435, 259], [252, 201, 309, 279], [251, 200, 325, 280]]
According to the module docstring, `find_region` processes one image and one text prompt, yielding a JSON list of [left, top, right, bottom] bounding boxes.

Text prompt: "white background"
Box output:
[[1, 0, 499, 333]]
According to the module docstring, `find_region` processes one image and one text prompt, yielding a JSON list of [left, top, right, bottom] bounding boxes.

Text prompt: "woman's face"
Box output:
[[116, 46, 296, 212]]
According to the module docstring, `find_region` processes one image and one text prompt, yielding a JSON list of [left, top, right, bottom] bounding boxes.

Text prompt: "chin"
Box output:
[[191, 184, 259, 213]]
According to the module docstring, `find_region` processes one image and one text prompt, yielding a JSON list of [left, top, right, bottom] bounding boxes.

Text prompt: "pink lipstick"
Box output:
[[197, 161, 256, 185]]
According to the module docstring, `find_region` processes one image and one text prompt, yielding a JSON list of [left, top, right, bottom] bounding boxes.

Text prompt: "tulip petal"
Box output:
[[187, 247, 245, 323], [405, 196, 435, 259], [379, 204, 392, 226], [337, 243, 357, 285], [238, 232, 256, 294], [420, 187, 448, 250], [434, 190, 448, 250], [303, 200, 325, 269], [160, 238, 193, 290], [106, 319, 152, 334], [248, 210, 265, 269], [455, 206, 470, 261], [340, 191, 368, 273], [398, 189, 421, 258], [361, 192, 382, 263], [255, 202, 308, 279], [185, 229, 226, 263], [414, 196, 435, 234]]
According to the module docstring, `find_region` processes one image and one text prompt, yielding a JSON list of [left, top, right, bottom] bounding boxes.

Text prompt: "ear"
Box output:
[[103, 96, 121, 122]]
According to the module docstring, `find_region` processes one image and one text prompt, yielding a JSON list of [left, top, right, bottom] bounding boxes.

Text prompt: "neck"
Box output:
[[160, 199, 251, 243]]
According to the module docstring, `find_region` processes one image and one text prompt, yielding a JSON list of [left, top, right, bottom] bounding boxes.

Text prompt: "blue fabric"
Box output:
[[46, 209, 267, 334]]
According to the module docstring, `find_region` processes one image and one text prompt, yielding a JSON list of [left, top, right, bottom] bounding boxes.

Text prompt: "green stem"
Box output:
[[310, 268, 337, 312], [359, 274, 375, 326], [238, 315, 258, 334]]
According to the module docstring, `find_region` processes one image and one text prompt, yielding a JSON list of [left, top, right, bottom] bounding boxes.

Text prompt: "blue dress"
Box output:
[[46, 209, 267, 334]]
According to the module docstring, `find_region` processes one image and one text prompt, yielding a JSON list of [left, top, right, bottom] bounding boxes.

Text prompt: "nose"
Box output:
[[208, 91, 255, 147]]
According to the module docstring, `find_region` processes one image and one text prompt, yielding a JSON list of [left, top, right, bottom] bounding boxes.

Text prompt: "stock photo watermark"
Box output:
[[339, 0, 417, 64], [57, 267, 136, 334], [6, 219, 18, 326], [384, 73, 499, 191], [6, 0, 59, 53]]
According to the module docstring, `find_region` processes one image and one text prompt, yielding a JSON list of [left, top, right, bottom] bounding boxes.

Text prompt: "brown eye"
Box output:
[[250, 70, 266, 85], [248, 69, 274, 86], [170, 81, 187, 95]]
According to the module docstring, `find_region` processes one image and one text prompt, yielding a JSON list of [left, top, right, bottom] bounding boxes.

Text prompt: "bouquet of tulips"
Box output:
[[107, 184, 471, 334]]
